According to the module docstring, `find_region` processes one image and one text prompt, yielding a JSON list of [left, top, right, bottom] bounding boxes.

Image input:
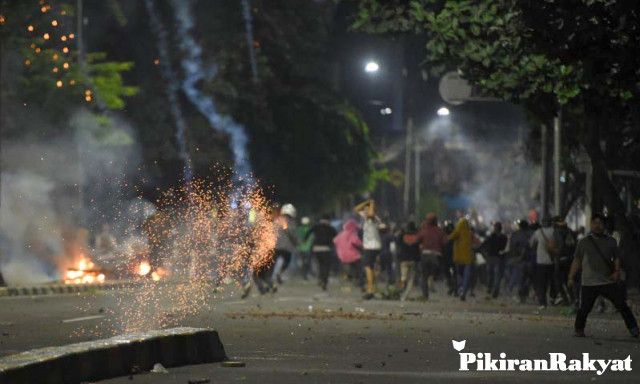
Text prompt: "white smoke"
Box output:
[[241, 0, 259, 83], [0, 172, 61, 285], [143, 0, 194, 182], [171, 0, 253, 181], [420, 114, 538, 223], [0, 109, 143, 286]]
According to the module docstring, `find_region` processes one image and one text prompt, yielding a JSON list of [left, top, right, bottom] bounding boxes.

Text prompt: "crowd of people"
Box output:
[[262, 200, 639, 338]]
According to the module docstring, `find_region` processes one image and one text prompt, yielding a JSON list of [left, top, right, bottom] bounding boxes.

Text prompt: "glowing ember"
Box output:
[[151, 267, 169, 281]]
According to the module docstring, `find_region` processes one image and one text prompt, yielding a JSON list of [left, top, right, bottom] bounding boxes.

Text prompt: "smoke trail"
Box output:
[[143, 0, 194, 183], [171, 0, 252, 181], [241, 0, 259, 83]]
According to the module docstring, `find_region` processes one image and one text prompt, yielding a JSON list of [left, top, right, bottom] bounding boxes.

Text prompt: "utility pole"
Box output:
[[541, 124, 549, 221], [585, 160, 593, 226], [553, 110, 562, 217], [414, 138, 421, 217], [403, 118, 413, 216]]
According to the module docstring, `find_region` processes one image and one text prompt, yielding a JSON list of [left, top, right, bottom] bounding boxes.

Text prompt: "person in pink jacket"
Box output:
[[333, 219, 364, 290]]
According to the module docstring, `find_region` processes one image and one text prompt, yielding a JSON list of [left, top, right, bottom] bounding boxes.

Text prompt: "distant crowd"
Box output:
[[264, 200, 639, 338]]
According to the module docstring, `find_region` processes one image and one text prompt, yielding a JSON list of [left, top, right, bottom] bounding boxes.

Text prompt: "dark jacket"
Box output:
[[397, 230, 421, 262], [480, 232, 508, 262], [508, 229, 532, 264], [380, 231, 394, 258], [307, 221, 337, 250]]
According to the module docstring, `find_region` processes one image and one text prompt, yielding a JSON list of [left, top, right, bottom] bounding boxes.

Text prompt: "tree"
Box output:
[[178, 0, 376, 211], [354, 0, 640, 241], [0, 0, 138, 136]]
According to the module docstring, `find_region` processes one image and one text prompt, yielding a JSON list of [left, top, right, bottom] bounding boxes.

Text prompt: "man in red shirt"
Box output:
[[415, 213, 448, 299]]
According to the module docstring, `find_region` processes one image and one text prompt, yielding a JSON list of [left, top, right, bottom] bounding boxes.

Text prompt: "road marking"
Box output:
[[62, 315, 104, 323]]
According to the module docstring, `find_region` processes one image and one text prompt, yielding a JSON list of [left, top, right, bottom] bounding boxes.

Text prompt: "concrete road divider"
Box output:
[[0, 281, 142, 298], [0, 327, 227, 384]]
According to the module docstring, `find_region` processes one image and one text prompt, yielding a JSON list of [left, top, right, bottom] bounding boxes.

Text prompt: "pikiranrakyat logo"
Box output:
[[451, 339, 632, 375]]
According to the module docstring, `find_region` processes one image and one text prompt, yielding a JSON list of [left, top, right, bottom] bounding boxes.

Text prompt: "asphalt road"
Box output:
[[1, 277, 640, 383]]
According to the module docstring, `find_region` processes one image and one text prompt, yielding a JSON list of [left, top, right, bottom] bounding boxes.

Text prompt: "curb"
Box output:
[[0, 281, 141, 298], [0, 327, 227, 384]]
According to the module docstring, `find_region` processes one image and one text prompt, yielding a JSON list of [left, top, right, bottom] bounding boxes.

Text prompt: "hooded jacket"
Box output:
[[333, 219, 362, 264], [449, 218, 474, 265]]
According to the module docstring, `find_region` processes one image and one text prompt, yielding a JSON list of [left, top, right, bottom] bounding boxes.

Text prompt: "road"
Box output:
[[1, 277, 639, 383]]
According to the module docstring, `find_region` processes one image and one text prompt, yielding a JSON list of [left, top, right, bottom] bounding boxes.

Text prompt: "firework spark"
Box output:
[[77, 174, 276, 335]]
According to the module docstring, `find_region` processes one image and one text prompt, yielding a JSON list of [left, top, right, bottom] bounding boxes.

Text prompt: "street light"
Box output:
[[437, 106, 450, 116], [364, 61, 380, 73]]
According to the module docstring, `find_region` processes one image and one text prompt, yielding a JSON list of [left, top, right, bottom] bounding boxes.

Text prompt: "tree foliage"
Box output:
[[1, 0, 376, 212], [354, 0, 640, 236]]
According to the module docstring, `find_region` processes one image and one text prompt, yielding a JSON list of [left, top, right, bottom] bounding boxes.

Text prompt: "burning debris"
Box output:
[[64, 257, 106, 285]]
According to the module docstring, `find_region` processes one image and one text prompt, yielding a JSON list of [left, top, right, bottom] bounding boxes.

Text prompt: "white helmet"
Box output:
[[301, 216, 310, 225], [280, 203, 297, 218]]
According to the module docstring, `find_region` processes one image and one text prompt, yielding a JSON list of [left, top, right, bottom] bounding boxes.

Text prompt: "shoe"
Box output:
[[460, 295, 466, 302], [271, 285, 278, 294], [276, 274, 283, 284], [537, 305, 547, 311], [363, 293, 374, 300], [574, 329, 586, 338], [630, 327, 639, 338]]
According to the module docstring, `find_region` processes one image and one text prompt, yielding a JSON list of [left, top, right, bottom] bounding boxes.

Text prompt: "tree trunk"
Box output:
[[582, 128, 640, 283]]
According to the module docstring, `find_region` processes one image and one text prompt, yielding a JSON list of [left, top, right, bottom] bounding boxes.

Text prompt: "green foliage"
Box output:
[[87, 53, 138, 110], [0, 0, 138, 133], [355, 0, 586, 105], [354, 0, 640, 230]]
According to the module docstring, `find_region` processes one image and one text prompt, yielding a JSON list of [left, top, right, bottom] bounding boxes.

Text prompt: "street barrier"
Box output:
[[0, 327, 227, 384]]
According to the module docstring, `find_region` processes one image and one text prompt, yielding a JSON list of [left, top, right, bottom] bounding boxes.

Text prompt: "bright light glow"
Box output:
[[437, 107, 450, 116], [138, 261, 151, 276], [380, 107, 392, 115], [364, 61, 380, 73]]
